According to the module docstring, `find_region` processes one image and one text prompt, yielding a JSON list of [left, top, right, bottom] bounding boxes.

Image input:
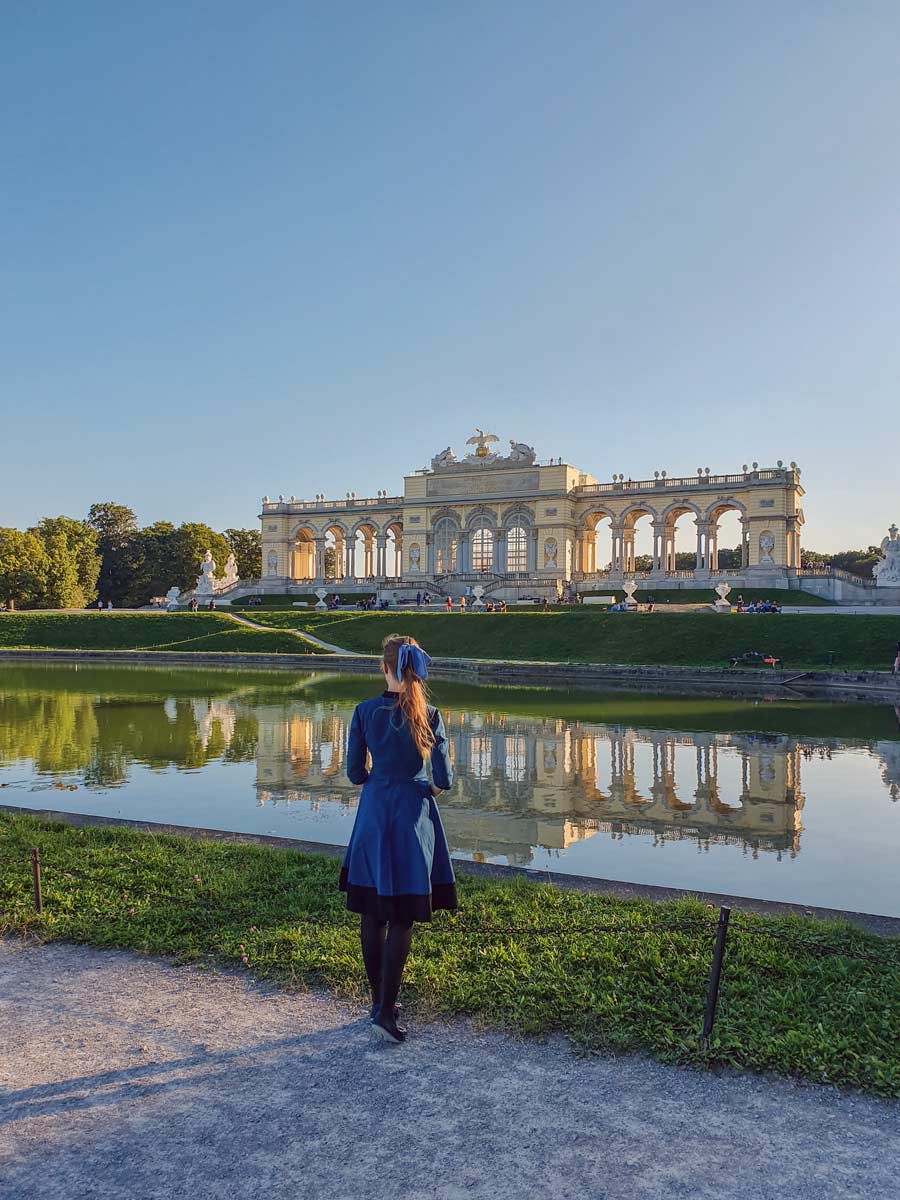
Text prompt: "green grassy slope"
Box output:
[[245, 609, 900, 668], [0, 613, 322, 655]]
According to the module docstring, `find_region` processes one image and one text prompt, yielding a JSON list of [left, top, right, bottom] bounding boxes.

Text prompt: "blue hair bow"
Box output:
[[397, 642, 431, 680]]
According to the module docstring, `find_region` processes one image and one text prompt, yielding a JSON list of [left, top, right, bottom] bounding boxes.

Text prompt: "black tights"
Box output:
[[360, 915, 413, 1018]]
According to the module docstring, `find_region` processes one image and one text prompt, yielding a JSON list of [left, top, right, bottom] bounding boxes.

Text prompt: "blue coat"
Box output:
[[339, 691, 457, 923]]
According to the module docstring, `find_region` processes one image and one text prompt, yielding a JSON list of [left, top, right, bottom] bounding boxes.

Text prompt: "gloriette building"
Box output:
[[253, 430, 809, 600]]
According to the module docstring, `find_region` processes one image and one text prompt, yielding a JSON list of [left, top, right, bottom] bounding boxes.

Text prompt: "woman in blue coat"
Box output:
[[340, 634, 457, 1043]]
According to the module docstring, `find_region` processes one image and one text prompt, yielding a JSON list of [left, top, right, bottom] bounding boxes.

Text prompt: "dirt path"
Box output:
[[1, 938, 897, 1200]]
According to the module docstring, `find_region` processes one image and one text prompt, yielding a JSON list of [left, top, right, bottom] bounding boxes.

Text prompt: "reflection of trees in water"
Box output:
[[0, 688, 259, 787]]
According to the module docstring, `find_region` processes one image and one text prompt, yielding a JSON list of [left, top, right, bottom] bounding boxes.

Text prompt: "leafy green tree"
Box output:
[[34, 516, 101, 606], [0, 528, 48, 609], [223, 528, 261, 579], [716, 546, 742, 569], [87, 502, 143, 606], [136, 521, 180, 600], [42, 531, 83, 608], [168, 524, 232, 593], [800, 546, 881, 579]]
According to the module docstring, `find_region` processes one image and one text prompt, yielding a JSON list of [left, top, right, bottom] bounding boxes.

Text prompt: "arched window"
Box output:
[[434, 518, 457, 574], [507, 525, 528, 572], [471, 521, 494, 571]]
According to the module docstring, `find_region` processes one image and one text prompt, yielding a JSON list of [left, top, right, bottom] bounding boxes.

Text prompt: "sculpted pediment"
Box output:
[[430, 432, 537, 472]]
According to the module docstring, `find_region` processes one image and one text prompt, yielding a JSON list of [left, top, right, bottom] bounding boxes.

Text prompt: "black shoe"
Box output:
[[371, 1012, 407, 1044], [370, 1001, 401, 1022]]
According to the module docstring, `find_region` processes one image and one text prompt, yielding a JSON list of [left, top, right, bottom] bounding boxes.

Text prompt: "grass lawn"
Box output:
[[2, 813, 898, 1096], [0, 613, 323, 655], [240, 609, 900, 669]]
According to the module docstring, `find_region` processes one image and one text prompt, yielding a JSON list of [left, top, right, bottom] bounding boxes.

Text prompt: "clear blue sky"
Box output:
[[3, 1, 899, 550]]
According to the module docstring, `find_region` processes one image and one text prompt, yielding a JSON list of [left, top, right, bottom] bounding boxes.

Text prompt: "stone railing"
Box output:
[[573, 467, 794, 498], [261, 496, 403, 513], [797, 567, 875, 587]]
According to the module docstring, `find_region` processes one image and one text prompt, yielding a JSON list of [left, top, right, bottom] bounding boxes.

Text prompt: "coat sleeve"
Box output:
[[346, 705, 370, 785], [429, 709, 453, 791]]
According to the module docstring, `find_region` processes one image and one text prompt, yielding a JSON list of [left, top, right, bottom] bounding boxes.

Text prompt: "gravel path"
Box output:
[[1, 938, 897, 1200]]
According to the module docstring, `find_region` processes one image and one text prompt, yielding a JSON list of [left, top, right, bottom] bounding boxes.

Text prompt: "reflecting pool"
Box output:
[[2, 663, 900, 915]]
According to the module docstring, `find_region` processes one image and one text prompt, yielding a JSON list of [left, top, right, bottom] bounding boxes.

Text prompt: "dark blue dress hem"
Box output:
[[339, 867, 458, 923]]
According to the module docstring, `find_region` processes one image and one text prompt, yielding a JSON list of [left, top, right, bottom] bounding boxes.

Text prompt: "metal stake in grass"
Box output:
[[701, 906, 730, 1042], [31, 847, 43, 914]]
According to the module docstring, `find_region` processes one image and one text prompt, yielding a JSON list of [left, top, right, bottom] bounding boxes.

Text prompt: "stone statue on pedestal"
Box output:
[[222, 553, 239, 589], [874, 524, 900, 586], [431, 447, 457, 470], [508, 440, 536, 464], [195, 551, 217, 595]]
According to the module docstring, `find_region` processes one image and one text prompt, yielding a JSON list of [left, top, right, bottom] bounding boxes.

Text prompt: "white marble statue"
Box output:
[[874, 523, 900, 586], [759, 533, 775, 564], [508, 440, 536, 464], [544, 538, 558, 566], [714, 582, 732, 610], [165, 586, 181, 611], [195, 550, 217, 595], [408, 543, 421, 571], [267, 550, 278, 576], [222, 553, 239, 589]]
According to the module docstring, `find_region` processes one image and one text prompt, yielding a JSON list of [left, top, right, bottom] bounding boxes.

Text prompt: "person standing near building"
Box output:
[[445, 596, 452, 612], [459, 595, 466, 613], [340, 635, 456, 1044]]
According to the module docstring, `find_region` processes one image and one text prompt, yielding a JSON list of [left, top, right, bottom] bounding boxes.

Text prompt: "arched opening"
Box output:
[[507, 524, 529, 573], [323, 525, 345, 581], [707, 505, 746, 570], [579, 511, 613, 574], [662, 507, 699, 573], [386, 522, 402, 578], [434, 517, 458, 575], [623, 509, 654, 573], [351, 523, 378, 579], [471, 516, 495, 572], [292, 527, 315, 580]]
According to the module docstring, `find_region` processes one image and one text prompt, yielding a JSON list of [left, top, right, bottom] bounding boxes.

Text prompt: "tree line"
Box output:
[[0, 502, 261, 610]]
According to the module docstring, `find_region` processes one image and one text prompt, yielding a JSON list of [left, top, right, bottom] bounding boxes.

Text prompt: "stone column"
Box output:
[[741, 522, 750, 567], [376, 534, 387, 577], [314, 537, 326, 580], [495, 528, 508, 573], [622, 530, 635, 574], [426, 532, 435, 575], [347, 538, 356, 579], [650, 524, 665, 574], [695, 524, 705, 571], [457, 531, 470, 574]]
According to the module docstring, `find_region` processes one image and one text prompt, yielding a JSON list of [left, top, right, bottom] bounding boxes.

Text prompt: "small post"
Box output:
[[31, 847, 43, 915], [701, 906, 731, 1042]]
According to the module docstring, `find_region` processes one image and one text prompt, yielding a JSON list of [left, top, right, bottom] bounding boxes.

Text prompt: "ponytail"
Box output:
[[382, 634, 435, 760]]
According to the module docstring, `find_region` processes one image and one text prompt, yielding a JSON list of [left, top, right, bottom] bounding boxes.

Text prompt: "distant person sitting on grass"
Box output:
[[646, 595, 654, 612], [340, 635, 455, 1045]]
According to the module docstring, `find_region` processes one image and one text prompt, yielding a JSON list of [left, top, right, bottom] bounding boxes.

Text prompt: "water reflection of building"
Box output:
[[252, 705, 808, 865]]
